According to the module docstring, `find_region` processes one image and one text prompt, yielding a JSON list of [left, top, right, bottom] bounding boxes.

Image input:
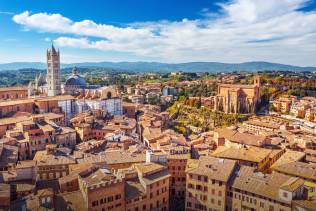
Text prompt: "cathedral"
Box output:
[[208, 76, 261, 114], [28, 44, 62, 97], [64, 67, 87, 95], [28, 44, 123, 117]]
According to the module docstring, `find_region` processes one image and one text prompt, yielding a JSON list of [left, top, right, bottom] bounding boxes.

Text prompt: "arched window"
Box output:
[[107, 91, 112, 99]]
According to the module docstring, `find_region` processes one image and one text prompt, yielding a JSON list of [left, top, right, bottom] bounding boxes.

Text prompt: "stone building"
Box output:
[[63, 67, 87, 96], [186, 157, 237, 211], [208, 76, 261, 114], [28, 44, 62, 97], [230, 166, 305, 211], [4, 114, 76, 159], [33, 145, 76, 180], [0, 87, 28, 101], [185, 157, 308, 211], [46, 44, 61, 96], [73, 86, 122, 116], [78, 168, 125, 211]]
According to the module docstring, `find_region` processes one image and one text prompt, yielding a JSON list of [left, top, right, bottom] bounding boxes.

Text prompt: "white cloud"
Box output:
[[12, 0, 316, 66]]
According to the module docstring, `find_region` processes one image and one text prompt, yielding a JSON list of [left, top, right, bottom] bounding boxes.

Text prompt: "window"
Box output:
[[218, 200, 221, 206], [218, 191, 222, 196], [283, 192, 288, 198], [92, 201, 98, 207], [108, 196, 113, 202], [260, 202, 264, 208], [204, 176, 208, 182], [187, 202, 192, 207], [269, 205, 274, 211]]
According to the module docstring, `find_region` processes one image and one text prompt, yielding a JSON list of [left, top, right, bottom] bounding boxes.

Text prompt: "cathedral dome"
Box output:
[[65, 67, 87, 87]]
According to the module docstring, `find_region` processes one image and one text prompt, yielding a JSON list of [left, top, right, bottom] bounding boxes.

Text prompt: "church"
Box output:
[[207, 76, 261, 114], [28, 44, 62, 97], [28, 45, 123, 117]]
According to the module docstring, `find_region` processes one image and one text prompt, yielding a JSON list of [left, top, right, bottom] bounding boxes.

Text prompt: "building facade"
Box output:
[[46, 44, 61, 96], [208, 76, 261, 114]]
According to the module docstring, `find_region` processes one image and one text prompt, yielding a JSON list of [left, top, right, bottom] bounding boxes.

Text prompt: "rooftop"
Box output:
[[0, 86, 27, 92], [271, 150, 306, 168], [271, 161, 316, 181], [232, 166, 304, 203], [77, 150, 145, 165], [55, 190, 85, 211], [212, 146, 272, 163], [125, 180, 146, 200], [33, 150, 76, 166], [81, 168, 116, 186], [186, 157, 237, 182], [215, 128, 267, 147], [245, 120, 280, 130], [134, 162, 166, 176]]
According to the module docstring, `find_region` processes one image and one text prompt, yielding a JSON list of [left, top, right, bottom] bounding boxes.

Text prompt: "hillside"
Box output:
[[0, 61, 315, 72]]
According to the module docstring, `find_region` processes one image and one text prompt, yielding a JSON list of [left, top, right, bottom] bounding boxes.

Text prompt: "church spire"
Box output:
[[51, 41, 57, 54]]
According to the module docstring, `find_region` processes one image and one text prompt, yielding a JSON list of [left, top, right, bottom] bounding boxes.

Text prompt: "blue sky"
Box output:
[[1, 0, 316, 66]]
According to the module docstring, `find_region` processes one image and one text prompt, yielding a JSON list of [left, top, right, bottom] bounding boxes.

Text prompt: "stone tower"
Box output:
[[46, 44, 61, 96], [253, 75, 261, 87]]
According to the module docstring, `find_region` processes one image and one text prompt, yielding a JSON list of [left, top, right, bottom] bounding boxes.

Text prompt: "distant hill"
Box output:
[[0, 62, 46, 70], [0, 61, 315, 72]]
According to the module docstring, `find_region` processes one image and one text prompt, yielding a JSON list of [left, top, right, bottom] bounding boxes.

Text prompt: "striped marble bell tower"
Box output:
[[46, 44, 61, 96]]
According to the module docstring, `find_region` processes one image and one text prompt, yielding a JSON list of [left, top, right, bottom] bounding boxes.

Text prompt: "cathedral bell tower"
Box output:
[[47, 44, 61, 96]]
